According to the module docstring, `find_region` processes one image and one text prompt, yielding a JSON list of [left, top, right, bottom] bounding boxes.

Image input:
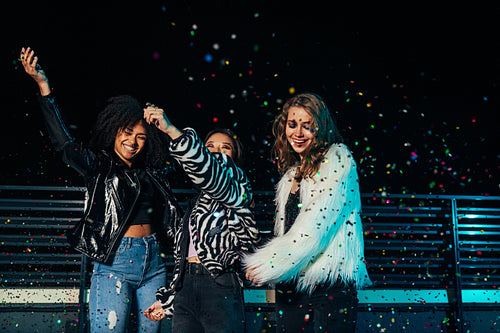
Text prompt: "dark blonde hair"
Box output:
[[271, 92, 343, 180]]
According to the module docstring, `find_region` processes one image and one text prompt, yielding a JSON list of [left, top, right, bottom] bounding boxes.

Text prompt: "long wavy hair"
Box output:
[[272, 92, 343, 180], [204, 128, 244, 166], [89, 95, 171, 169]]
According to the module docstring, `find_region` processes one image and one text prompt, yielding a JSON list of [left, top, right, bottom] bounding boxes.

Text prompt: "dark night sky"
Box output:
[[1, 1, 498, 195]]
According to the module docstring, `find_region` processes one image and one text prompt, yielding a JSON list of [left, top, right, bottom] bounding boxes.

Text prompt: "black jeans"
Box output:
[[275, 281, 359, 332], [172, 270, 245, 333]]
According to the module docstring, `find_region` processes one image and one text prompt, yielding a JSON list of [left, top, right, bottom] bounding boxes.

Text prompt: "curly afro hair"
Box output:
[[89, 95, 171, 169]]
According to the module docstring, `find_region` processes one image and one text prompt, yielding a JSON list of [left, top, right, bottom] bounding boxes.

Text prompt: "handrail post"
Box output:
[[450, 198, 464, 333], [78, 254, 89, 333]]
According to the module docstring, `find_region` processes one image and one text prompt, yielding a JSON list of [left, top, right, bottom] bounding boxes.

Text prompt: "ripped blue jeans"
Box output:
[[89, 234, 167, 332]]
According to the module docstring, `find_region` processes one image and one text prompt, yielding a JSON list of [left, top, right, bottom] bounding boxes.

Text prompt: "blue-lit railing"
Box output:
[[1, 186, 499, 332]]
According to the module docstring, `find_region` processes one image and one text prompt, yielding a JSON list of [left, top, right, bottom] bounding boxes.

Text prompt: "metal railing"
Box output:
[[1, 185, 499, 332]]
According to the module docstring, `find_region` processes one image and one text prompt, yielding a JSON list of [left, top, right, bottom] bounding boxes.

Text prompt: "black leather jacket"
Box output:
[[38, 94, 181, 263]]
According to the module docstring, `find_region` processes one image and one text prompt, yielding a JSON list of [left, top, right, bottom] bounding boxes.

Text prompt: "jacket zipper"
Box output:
[[104, 167, 141, 262], [82, 173, 100, 220], [107, 181, 124, 211], [75, 173, 100, 259]]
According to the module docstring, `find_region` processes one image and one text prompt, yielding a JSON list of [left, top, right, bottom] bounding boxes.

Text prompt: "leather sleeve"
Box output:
[[37, 93, 97, 178], [37, 94, 73, 151]]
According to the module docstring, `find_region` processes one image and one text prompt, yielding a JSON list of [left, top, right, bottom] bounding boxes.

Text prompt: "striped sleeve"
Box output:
[[169, 128, 252, 209]]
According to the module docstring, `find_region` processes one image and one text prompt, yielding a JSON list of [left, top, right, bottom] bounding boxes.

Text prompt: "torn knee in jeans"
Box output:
[[115, 280, 122, 295], [108, 310, 117, 330]]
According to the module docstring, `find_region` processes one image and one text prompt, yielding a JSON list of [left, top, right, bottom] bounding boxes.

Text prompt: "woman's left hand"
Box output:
[[144, 301, 166, 322]]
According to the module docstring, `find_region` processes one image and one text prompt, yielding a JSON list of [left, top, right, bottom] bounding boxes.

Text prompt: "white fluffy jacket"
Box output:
[[243, 143, 372, 293]]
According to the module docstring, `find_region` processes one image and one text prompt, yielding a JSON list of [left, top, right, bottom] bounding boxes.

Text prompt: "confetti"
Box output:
[[2, 7, 498, 331]]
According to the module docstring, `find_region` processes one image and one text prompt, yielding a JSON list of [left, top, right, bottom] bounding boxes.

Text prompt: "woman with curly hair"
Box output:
[[20, 47, 181, 333], [244, 92, 371, 332]]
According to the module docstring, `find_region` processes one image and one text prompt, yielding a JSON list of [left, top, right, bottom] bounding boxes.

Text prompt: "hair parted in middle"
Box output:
[[272, 92, 343, 180], [89, 95, 172, 169], [204, 127, 244, 166]]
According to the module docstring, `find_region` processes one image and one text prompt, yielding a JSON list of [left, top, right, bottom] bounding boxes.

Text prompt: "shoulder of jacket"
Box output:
[[282, 165, 298, 179], [275, 166, 296, 190], [321, 143, 355, 167], [325, 143, 351, 157]]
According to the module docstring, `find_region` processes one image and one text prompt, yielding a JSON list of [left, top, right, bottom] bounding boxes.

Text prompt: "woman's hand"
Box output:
[[20, 47, 51, 96], [245, 266, 263, 287], [143, 103, 182, 140], [144, 301, 166, 322]]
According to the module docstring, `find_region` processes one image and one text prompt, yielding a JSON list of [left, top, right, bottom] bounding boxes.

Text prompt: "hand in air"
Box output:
[[20, 47, 51, 95], [143, 103, 182, 139], [20, 47, 48, 84], [143, 103, 170, 132]]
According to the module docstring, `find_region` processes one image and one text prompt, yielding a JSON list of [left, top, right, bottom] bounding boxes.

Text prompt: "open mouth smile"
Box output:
[[123, 143, 138, 153], [291, 139, 308, 146]]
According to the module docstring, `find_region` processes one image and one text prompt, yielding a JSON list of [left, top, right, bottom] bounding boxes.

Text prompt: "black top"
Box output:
[[284, 191, 301, 233], [129, 168, 155, 226]]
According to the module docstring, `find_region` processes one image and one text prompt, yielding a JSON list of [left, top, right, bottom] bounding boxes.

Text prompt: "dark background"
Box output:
[[1, 1, 498, 195]]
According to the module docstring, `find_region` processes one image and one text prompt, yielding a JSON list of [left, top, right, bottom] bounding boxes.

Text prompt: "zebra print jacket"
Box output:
[[155, 128, 260, 316]]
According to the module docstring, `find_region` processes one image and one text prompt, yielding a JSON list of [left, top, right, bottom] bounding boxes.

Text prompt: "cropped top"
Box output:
[[129, 169, 154, 226]]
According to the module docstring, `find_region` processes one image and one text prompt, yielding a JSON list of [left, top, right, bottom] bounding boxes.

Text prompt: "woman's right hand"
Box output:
[[245, 266, 263, 287], [20, 47, 51, 96], [143, 104, 182, 140]]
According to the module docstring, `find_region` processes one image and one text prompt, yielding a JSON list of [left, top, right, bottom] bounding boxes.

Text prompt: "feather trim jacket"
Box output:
[[243, 143, 371, 293], [155, 128, 260, 316]]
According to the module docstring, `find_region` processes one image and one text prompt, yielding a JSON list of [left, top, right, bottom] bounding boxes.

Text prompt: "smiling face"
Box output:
[[205, 132, 235, 160], [113, 121, 147, 167], [285, 106, 316, 160]]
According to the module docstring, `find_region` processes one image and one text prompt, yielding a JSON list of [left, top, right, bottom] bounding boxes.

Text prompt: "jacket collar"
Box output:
[[105, 149, 147, 170]]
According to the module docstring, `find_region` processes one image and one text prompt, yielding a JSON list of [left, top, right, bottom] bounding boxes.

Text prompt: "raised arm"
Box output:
[[20, 47, 51, 96], [144, 106, 253, 209], [20, 47, 71, 150], [20, 47, 96, 177]]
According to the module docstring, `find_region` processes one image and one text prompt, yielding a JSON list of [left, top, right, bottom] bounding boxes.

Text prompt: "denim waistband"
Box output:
[[120, 233, 158, 246], [185, 262, 210, 275]]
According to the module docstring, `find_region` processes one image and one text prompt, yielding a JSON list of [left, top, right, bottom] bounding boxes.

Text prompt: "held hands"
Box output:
[[144, 301, 166, 322], [245, 266, 263, 287], [143, 104, 182, 140], [19, 47, 51, 96]]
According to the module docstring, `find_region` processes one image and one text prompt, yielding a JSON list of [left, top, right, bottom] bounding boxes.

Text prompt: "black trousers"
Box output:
[[275, 281, 359, 333], [172, 270, 245, 333]]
